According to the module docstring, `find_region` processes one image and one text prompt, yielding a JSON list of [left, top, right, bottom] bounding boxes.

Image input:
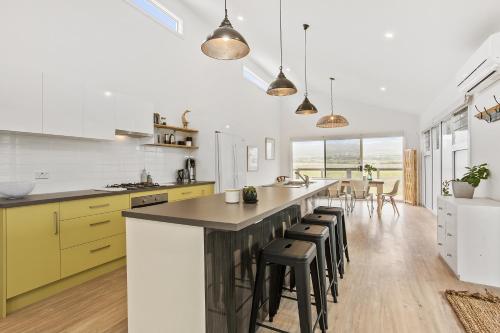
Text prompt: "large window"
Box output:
[[127, 0, 183, 35], [292, 136, 404, 196]]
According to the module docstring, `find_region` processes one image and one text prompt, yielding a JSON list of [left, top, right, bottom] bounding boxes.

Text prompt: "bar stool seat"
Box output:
[[314, 206, 350, 276], [249, 238, 326, 333]]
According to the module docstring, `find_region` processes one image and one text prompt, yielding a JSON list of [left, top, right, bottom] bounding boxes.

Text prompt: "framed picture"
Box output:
[[265, 137, 275, 160], [247, 146, 258, 171]]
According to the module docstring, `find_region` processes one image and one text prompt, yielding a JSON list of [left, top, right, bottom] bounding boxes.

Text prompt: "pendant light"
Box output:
[[316, 78, 349, 128], [267, 0, 297, 96], [296, 24, 318, 114], [201, 0, 250, 60]]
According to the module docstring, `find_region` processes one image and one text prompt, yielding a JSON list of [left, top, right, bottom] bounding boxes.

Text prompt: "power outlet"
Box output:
[[35, 171, 50, 180]]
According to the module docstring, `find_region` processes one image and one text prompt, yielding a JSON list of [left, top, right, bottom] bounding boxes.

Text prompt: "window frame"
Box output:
[[125, 0, 184, 37]]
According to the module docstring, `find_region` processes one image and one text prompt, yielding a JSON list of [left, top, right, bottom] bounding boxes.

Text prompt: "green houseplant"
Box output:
[[452, 163, 490, 199], [242, 186, 258, 203], [364, 164, 377, 181], [442, 180, 452, 196]]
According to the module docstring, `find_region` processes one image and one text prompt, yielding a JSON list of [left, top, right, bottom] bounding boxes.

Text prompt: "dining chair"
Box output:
[[349, 179, 374, 217], [327, 181, 348, 209], [381, 180, 400, 216]]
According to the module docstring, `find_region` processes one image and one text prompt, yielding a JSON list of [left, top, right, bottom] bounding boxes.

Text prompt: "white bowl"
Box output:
[[224, 189, 240, 204], [0, 181, 36, 199]]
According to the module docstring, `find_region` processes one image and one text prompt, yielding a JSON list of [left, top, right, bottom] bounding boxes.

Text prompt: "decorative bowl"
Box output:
[[0, 181, 36, 199]]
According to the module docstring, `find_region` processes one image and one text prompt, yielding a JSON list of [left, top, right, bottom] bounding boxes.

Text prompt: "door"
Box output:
[[43, 71, 84, 137], [215, 132, 247, 193], [0, 65, 43, 133], [114, 93, 154, 135], [83, 84, 116, 140], [424, 155, 433, 210], [431, 126, 441, 212], [6, 203, 61, 298]]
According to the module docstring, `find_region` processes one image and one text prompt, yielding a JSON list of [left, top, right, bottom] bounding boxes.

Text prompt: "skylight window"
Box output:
[[127, 0, 183, 34], [243, 66, 269, 92]]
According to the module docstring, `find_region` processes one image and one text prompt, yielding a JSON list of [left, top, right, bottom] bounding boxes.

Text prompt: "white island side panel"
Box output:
[[126, 218, 205, 333]]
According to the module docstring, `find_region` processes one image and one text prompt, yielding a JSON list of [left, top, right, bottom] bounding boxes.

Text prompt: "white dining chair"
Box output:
[[349, 179, 374, 217], [381, 180, 400, 216], [327, 181, 349, 209]]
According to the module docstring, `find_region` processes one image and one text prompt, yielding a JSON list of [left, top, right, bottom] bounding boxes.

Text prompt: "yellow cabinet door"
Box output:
[[6, 203, 61, 298], [168, 184, 214, 202]]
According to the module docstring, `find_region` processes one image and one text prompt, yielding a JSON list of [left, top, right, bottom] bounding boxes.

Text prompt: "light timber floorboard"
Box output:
[[0, 203, 498, 333]]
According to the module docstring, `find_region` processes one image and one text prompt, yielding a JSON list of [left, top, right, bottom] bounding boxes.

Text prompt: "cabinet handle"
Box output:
[[446, 213, 452, 216], [437, 242, 443, 246], [90, 245, 111, 253], [438, 207, 443, 210], [89, 220, 111, 227], [447, 233, 453, 237], [53, 212, 59, 235], [89, 203, 110, 209], [437, 224, 443, 228], [446, 253, 452, 257], [181, 191, 192, 195]]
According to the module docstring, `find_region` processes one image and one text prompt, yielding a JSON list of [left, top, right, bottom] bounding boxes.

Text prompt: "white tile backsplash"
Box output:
[[0, 132, 186, 194]]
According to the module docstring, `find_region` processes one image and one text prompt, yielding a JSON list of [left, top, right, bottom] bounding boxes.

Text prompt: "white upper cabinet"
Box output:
[[42, 71, 84, 137], [115, 93, 153, 135], [0, 66, 43, 133], [82, 85, 116, 140]]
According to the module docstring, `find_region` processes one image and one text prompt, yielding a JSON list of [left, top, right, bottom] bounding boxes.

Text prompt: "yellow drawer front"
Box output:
[[60, 194, 129, 220], [168, 187, 201, 202], [198, 184, 214, 196], [60, 211, 125, 249], [61, 234, 125, 278]]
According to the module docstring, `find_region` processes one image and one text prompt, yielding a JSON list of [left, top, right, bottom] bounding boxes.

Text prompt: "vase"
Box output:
[[367, 173, 373, 181], [452, 181, 475, 199]]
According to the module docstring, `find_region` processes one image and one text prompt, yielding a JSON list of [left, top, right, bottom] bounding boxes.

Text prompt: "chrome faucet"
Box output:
[[295, 171, 310, 186]]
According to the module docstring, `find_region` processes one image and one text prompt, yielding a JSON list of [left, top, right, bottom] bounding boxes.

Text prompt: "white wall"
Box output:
[[0, 0, 281, 193], [279, 93, 420, 176]]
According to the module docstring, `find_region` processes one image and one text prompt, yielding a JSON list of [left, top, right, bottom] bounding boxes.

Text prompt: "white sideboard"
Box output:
[[437, 196, 500, 287]]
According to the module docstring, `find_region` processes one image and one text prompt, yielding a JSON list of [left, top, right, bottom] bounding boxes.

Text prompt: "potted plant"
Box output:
[[452, 163, 490, 199], [442, 180, 452, 196], [242, 186, 258, 203], [364, 164, 378, 181]]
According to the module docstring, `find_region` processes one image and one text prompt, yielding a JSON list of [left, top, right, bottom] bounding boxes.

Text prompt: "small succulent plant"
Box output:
[[243, 186, 258, 203]]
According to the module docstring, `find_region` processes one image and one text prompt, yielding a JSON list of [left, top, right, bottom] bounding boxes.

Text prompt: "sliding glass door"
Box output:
[[292, 136, 404, 196], [325, 139, 361, 179]]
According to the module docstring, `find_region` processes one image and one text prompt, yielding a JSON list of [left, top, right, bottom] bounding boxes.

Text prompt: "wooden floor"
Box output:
[[0, 202, 498, 333]]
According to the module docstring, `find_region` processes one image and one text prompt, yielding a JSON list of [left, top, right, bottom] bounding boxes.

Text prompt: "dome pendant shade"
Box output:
[[296, 96, 318, 115], [267, 70, 297, 96], [201, 16, 250, 60], [316, 114, 349, 128]]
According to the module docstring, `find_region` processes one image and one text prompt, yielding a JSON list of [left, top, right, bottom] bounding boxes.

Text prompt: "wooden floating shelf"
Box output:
[[144, 143, 199, 149], [154, 124, 199, 133]]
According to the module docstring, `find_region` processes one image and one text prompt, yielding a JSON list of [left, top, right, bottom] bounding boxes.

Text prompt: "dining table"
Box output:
[[341, 179, 385, 217]]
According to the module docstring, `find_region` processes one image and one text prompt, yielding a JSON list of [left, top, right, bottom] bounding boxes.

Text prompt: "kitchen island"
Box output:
[[123, 179, 337, 333]]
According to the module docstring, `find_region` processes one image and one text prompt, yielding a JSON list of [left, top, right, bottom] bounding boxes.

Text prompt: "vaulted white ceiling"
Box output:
[[182, 0, 500, 114]]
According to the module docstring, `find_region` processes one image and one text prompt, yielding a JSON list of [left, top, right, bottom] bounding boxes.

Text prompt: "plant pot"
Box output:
[[452, 181, 475, 199]]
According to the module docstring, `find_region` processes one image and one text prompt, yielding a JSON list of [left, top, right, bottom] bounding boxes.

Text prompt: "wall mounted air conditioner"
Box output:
[[456, 32, 500, 95]]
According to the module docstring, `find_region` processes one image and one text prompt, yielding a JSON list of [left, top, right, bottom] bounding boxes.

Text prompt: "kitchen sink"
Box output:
[[283, 181, 316, 187]]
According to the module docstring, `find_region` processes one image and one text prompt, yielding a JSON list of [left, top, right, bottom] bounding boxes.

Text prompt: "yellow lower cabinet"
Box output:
[[60, 211, 125, 249], [6, 203, 61, 298], [199, 184, 214, 196], [61, 234, 125, 278]]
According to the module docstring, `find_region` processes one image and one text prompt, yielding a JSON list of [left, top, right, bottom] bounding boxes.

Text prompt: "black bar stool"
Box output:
[[313, 206, 350, 276], [249, 239, 326, 333], [301, 213, 340, 287], [284, 223, 337, 328]]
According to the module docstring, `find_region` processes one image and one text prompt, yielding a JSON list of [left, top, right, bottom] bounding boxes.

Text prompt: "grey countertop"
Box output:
[[123, 180, 337, 231], [0, 181, 215, 208]]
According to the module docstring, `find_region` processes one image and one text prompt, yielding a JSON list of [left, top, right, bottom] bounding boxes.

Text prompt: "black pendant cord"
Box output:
[[303, 24, 309, 97], [330, 78, 335, 115], [224, 0, 228, 18], [279, 0, 283, 70]]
